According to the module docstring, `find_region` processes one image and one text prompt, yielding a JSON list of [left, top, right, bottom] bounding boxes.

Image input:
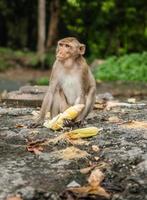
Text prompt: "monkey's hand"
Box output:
[[63, 119, 74, 127], [63, 119, 82, 128], [27, 117, 44, 128], [27, 122, 40, 128]]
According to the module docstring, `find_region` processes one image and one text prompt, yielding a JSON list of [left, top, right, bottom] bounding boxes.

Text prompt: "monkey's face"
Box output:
[[56, 38, 86, 61], [56, 42, 73, 61]]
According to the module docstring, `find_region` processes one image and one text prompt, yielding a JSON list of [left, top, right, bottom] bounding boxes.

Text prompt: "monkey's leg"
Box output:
[[50, 88, 60, 118], [50, 88, 68, 118], [59, 89, 77, 127], [59, 89, 69, 113]]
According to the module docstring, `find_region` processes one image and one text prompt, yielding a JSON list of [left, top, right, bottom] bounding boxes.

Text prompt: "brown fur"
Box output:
[[38, 37, 96, 123]]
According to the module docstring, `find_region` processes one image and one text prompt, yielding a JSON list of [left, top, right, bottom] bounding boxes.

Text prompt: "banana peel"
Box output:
[[66, 127, 101, 139], [43, 104, 85, 130]]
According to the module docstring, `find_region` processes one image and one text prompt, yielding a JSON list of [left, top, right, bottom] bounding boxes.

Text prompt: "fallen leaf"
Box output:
[[27, 145, 43, 155], [108, 116, 123, 123], [66, 138, 90, 145], [6, 196, 23, 200], [15, 124, 25, 128], [65, 168, 110, 199], [94, 103, 106, 110], [26, 139, 47, 154], [121, 120, 147, 129], [56, 146, 89, 160], [88, 168, 104, 186], [68, 185, 110, 199], [80, 165, 96, 174]]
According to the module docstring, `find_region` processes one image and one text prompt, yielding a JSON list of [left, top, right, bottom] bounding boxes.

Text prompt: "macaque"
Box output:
[[38, 37, 96, 123]]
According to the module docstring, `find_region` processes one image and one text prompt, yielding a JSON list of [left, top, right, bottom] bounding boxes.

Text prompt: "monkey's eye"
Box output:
[[59, 43, 63, 47], [65, 44, 70, 48]]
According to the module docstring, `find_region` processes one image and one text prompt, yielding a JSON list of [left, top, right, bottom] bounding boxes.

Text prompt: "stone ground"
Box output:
[[0, 95, 147, 200]]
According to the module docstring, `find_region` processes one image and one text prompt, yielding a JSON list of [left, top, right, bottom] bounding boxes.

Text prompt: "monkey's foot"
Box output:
[[27, 122, 42, 128], [63, 119, 85, 128], [63, 119, 74, 127]]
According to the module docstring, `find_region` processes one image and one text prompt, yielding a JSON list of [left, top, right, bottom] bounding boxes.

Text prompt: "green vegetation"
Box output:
[[94, 52, 147, 82], [0, 0, 146, 58], [0, 48, 55, 71], [0, 0, 146, 82], [35, 77, 49, 85]]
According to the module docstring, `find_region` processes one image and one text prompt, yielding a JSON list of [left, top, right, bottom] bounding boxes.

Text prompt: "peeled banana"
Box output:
[[43, 104, 85, 130]]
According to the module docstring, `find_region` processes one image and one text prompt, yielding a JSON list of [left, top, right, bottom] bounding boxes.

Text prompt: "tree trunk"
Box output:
[[37, 0, 46, 57], [46, 0, 60, 49]]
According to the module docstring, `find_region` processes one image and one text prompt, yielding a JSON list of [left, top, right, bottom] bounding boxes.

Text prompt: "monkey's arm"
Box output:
[[37, 65, 59, 123], [38, 87, 54, 122], [76, 71, 96, 121]]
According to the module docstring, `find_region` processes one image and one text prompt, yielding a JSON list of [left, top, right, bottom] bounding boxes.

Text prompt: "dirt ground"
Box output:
[[0, 94, 147, 200], [0, 67, 50, 81], [0, 68, 147, 199]]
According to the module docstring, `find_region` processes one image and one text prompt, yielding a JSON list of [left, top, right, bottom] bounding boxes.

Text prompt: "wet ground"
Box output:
[[0, 68, 50, 92], [0, 96, 147, 200]]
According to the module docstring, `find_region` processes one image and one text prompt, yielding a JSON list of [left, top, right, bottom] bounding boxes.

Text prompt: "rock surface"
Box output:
[[1, 83, 147, 108], [0, 98, 147, 200]]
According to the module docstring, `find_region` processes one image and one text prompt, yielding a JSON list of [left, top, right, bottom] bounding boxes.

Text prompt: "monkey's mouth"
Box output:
[[56, 55, 68, 61]]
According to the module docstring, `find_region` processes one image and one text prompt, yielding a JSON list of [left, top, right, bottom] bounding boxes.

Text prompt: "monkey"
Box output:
[[38, 37, 96, 124]]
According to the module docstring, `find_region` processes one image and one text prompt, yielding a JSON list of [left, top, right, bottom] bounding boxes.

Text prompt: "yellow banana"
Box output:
[[67, 127, 100, 139], [43, 104, 85, 130]]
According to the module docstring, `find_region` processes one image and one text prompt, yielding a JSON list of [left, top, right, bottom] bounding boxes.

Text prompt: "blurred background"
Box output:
[[0, 0, 147, 92]]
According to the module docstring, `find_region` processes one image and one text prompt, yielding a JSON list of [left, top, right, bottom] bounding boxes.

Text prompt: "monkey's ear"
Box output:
[[79, 44, 86, 55]]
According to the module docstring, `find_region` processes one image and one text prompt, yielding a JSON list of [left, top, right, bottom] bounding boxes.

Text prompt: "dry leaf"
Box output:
[[92, 145, 100, 152], [69, 185, 110, 198], [121, 120, 147, 129], [26, 139, 47, 154], [27, 145, 43, 155], [15, 124, 25, 128], [67, 127, 101, 139], [108, 116, 123, 123], [80, 164, 96, 174], [88, 168, 104, 186], [56, 146, 89, 160], [44, 104, 85, 130], [66, 138, 90, 145], [66, 168, 110, 199], [6, 196, 23, 200], [94, 103, 106, 110]]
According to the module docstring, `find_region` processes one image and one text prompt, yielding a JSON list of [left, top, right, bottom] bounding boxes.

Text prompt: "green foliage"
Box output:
[[94, 52, 147, 82], [0, 48, 55, 71], [44, 51, 55, 67], [61, 0, 147, 58], [35, 77, 49, 85], [0, 0, 146, 64]]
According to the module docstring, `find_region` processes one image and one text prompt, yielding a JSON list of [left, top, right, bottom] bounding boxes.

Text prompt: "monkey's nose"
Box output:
[[57, 51, 65, 57]]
